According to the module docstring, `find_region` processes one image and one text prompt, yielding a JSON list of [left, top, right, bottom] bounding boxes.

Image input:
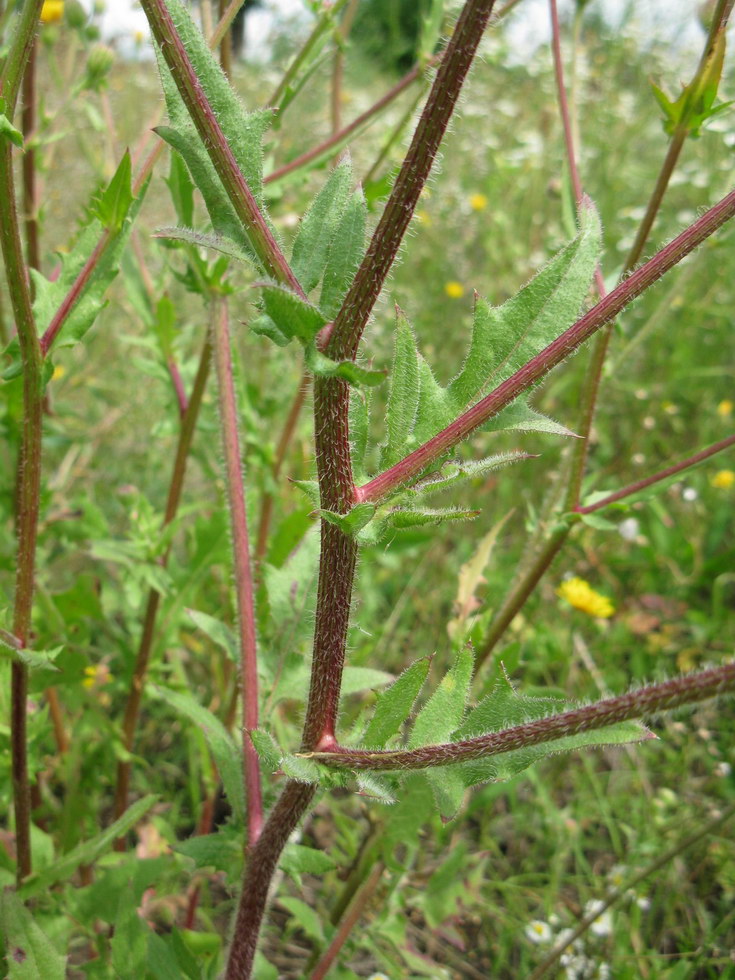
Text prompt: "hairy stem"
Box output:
[[575, 433, 735, 514], [21, 39, 39, 274], [113, 338, 212, 835], [225, 780, 316, 979], [0, 0, 46, 884], [139, 0, 303, 292], [357, 188, 735, 503], [305, 662, 735, 770], [211, 296, 262, 846], [328, 0, 498, 362]]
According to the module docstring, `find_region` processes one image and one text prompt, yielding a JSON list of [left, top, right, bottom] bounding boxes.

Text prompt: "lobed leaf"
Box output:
[[409, 647, 474, 749], [363, 657, 431, 748]]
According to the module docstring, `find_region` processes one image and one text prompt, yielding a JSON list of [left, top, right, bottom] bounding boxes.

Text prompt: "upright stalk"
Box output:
[[227, 2, 501, 973], [210, 296, 262, 846], [0, 0, 46, 883], [113, 338, 212, 833]]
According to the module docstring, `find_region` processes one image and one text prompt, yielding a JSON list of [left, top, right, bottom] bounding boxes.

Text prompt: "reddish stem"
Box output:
[[211, 296, 262, 846], [306, 662, 735, 770], [310, 861, 384, 980], [576, 434, 735, 514], [357, 188, 735, 504]]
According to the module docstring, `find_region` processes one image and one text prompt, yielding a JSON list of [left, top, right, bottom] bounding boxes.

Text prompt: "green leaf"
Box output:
[[579, 512, 617, 531], [382, 507, 480, 531], [320, 502, 377, 536], [186, 608, 238, 664], [378, 204, 600, 475], [279, 896, 325, 943], [1, 645, 62, 673], [452, 677, 649, 787], [319, 188, 367, 319], [251, 729, 283, 771], [280, 843, 336, 878], [349, 387, 371, 477], [382, 309, 420, 468], [407, 453, 529, 498], [305, 345, 386, 387], [166, 149, 195, 226], [153, 0, 273, 263], [150, 686, 244, 823], [364, 657, 431, 748], [257, 282, 328, 343], [92, 149, 133, 231], [173, 828, 242, 872], [30, 173, 149, 353], [448, 511, 514, 642], [0, 112, 24, 148], [291, 160, 352, 293], [0, 892, 65, 980], [275, 665, 392, 703], [112, 891, 149, 979], [409, 647, 474, 749], [154, 225, 251, 264], [19, 795, 157, 899]]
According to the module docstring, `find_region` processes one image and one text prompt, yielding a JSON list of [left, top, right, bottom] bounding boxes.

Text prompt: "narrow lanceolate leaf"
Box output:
[[92, 149, 133, 232], [378, 203, 601, 472], [187, 609, 238, 664], [451, 677, 648, 788], [18, 176, 148, 356], [257, 283, 328, 343], [150, 686, 244, 823], [364, 657, 431, 748], [18, 795, 158, 899], [154, 226, 252, 264], [305, 345, 386, 387], [290, 159, 352, 294], [406, 453, 530, 498], [409, 647, 474, 749], [382, 309, 420, 468], [319, 188, 367, 319], [1, 892, 65, 980], [153, 0, 273, 262], [448, 511, 513, 641]]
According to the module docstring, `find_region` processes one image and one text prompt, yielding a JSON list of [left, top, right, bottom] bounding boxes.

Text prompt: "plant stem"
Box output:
[[113, 337, 212, 836], [527, 801, 735, 980], [328, 0, 498, 363], [254, 370, 310, 563], [309, 860, 384, 980], [575, 434, 735, 514], [266, 0, 350, 110], [305, 661, 735, 770], [357, 187, 735, 504], [217, 0, 232, 77], [210, 295, 262, 846], [330, 0, 359, 149], [225, 779, 316, 979], [21, 39, 39, 275], [0, 0, 46, 885], [264, 55, 438, 187], [139, 0, 303, 293]]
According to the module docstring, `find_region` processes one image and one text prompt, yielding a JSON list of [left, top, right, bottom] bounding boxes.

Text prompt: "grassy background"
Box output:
[[1, 3, 734, 978]]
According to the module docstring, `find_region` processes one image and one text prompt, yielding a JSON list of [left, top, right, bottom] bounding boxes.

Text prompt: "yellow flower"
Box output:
[[711, 469, 735, 490], [41, 1, 64, 23], [415, 209, 432, 227], [469, 192, 488, 211], [444, 281, 465, 299], [82, 663, 113, 689], [557, 577, 615, 618], [717, 399, 733, 417], [52, 364, 65, 380]]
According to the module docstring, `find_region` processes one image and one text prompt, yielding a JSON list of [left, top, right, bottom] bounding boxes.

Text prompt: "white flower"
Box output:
[[636, 896, 651, 911], [525, 919, 553, 943], [590, 911, 612, 937], [715, 761, 732, 778], [682, 486, 698, 502], [618, 518, 639, 541]]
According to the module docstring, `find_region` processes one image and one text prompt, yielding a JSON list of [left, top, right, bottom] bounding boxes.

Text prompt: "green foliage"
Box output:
[[0, 891, 65, 980]]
